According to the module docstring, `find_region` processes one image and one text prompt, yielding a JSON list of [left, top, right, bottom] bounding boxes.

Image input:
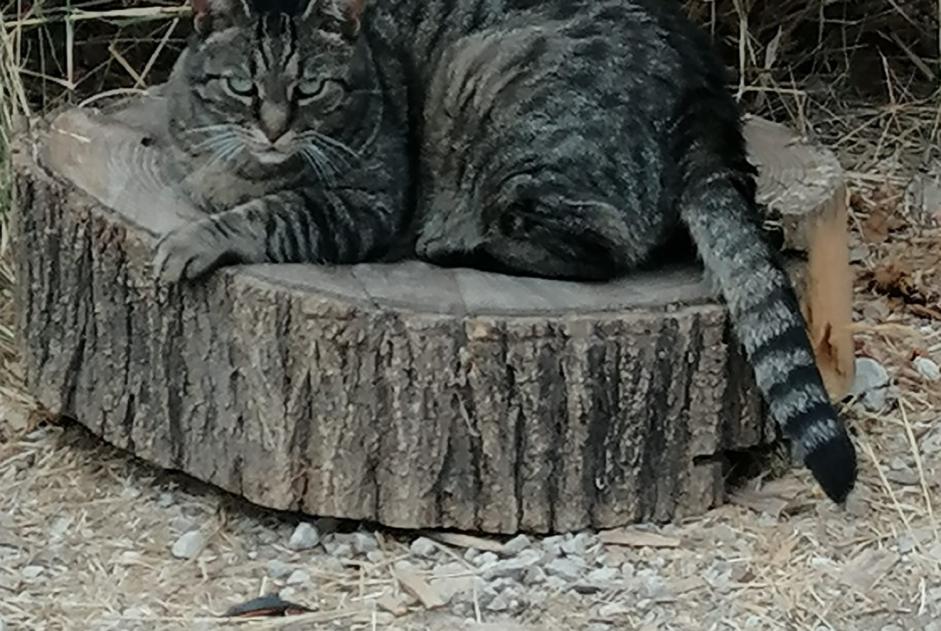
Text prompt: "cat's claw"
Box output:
[[153, 223, 230, 283]]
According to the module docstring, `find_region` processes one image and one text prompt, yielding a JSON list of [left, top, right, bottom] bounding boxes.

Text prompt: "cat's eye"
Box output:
[[225, 77, 256, 97], [296, 79, 330, 102]]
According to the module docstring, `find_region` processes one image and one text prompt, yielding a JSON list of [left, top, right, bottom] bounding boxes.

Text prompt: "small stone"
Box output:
[[546, 557, 586, 581], [483, 559, 528, 581], [409, 537, 437, 558], [21, 565, 44, 580], [287, 523, 320, 551], [561, 533, 590, 557], [486, 592, 511, 612], [620, 562, 636, 580], [157, 492, 174, 508], [463, 547, 480, 562], [352, 532, 379, 555], [586, 567, 619, 585], [171, 530, 205, 560], [366, 550, 385, 564], [897, 534, 916, 554], [545, 576, 569, 592], [267, 559, 294, 579], [524, 566, 546, 585], [279, 587, 297, 601], [287, 569, 310, 585], [542, 535, 565, 557], [433, 562, 467, 578], [850, 357, 891, 411], [915, 357, 941, 381], [598, 602, 631, 617], [502, 534, 532, 556], [326, 542, 353, 559], [49, 516, 71, 541], [881, 625, 904, 631], [473, 551, 499, 567]]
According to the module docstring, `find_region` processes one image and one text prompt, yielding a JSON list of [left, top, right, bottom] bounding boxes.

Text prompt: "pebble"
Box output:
[[546, 557, 586, 581], [463, 548, 480, 562], [352, 532, 379, 555], [366, 550, 385, 564], [850, 357, 891, 411], [524, 566, 546, 585], [881, 625, 904, 631], [279, 587, 297, 601], [598, 602, 631, 617], [541, 535, 565, 558], [897, 534, 916, 554], [586, 567, 619, 585], [473, 551, 499, 568], [49, 516, 71, 541], [325, 542, 353, 558], [915, 356, 941, 381], [287, 569, 310, 585], [287, 523, 320, 551], [409, 537, 437, 558], [21, 565, 44, 580], [561, 532, 593, 557], [502, 534, 532, 556], [486, 592, 512, 612], [171, 530, 205, 560], [267, 559, 294, 579], [157, 492, 174, 508]]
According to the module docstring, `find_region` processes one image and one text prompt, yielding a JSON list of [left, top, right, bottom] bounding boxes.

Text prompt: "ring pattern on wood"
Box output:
[[11, 93, 853, 534]]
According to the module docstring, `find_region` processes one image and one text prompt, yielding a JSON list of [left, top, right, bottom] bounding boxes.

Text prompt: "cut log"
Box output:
[[11, 91, 855, 534]]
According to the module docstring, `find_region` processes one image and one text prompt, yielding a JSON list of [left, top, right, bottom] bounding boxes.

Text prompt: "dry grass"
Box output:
[[1, 1, 941, 630]]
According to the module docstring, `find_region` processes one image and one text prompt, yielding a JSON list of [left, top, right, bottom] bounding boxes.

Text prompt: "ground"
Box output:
[[1, 103, 940, 631]]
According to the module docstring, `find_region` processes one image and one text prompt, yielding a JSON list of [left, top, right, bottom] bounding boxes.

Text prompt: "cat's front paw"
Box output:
[[153, 222, 237, 283]]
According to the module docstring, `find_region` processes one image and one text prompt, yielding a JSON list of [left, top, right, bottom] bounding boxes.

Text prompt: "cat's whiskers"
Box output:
[[299, 145, 337, 186]]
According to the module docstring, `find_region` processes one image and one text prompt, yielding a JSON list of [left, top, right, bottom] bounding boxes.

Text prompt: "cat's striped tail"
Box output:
[[679, 173, 857, 503]]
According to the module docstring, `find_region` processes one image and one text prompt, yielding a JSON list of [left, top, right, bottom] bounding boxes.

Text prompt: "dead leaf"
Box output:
[[223, 594, 314, 618], [837, 548, 899, 595], [729, 478, 807, 518], [395, 565, 447, 610], [599, 528, 681, 548]]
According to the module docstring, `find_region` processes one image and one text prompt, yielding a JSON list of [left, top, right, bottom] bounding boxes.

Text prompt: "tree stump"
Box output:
[[11, 91, 855, 534]]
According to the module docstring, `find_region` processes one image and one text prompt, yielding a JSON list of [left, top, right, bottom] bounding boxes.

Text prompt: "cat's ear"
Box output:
[[190, 0, 253, 36], [302, 0, 365, 39]]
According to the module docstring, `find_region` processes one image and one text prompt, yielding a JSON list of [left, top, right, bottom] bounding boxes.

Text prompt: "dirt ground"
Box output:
[[2, 105, 941, 631]]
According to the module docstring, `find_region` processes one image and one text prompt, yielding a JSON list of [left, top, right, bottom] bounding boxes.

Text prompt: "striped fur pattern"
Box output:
[[156, 0, 857, 502]]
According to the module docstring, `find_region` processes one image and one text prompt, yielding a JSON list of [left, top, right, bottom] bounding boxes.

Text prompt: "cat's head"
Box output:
[[169, 0, 370, 170]]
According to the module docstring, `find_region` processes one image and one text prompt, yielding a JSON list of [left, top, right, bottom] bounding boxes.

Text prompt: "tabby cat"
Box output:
[[155, 0, 858, 503]]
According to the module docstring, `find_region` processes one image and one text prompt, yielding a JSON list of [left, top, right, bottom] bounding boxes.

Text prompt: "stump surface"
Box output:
[[12, 90, 854, 533]]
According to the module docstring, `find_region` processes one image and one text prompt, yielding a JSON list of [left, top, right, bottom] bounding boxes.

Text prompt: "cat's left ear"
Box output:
[[302, 0, 365, 39], [191, 0, 253, 36]]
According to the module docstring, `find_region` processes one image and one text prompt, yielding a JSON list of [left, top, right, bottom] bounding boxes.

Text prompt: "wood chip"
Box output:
[[423, 531, 505, 553], [599, 528, 681, 548], [394, 566, 447, 610], [376, 593, 409, 617], [837, 548, 900, 594]]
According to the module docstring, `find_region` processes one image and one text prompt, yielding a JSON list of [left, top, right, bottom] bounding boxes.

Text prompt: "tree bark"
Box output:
[[11, 93, 853, 533]]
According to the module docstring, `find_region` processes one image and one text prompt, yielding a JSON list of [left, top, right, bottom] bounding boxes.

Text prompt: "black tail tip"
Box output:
[[803, 431, 858, 504]]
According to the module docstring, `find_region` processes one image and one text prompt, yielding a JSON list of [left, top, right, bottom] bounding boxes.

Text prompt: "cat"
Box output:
[[155, 0, 858, 504]]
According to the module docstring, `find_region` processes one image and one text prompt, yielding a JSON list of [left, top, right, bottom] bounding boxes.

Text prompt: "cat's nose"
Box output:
[[259, 102, 289, 143]]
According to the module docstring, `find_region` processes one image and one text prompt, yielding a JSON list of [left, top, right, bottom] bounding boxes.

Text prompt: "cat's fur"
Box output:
[[156, 0, 858, 503]]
